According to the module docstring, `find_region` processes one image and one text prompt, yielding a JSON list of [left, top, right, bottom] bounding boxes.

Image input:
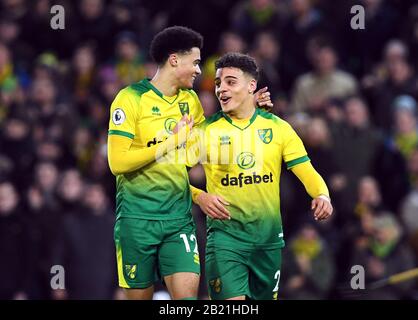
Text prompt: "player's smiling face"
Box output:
[[214, 67, 256, 114], [175, 47, 201, 89]]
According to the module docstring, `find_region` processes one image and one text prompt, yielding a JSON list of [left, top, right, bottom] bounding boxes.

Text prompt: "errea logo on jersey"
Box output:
[[219, 135, 231, 145], [112, 108, 126, 125], [152, 106, 161, 116]]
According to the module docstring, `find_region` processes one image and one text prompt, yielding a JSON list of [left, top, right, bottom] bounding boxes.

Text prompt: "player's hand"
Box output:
[[173, 115, 194, 134], [187, 115, 194, 130], [311, 195, 333, 221], [196, 192, 230, 220], [254, 87, 273, 111]]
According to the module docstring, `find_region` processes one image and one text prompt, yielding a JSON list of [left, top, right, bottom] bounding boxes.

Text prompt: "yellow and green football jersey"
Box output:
[[187, 108, 310, 249], [108, 78, 204, 220]]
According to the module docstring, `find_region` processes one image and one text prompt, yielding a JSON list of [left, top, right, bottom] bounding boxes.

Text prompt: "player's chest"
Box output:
[[136, 98, 191, 146], [204, 126, 280, 167]]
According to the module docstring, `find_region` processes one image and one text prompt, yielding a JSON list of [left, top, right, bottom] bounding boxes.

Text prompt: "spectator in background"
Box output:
[[283, 116, 339, 234], [75, 0, 112, 61], [366, 45, 418, 133], [26, 162, 61, 299], [0, 113, 34, 189], [330, 97, 382, 217], [199, 31, 246, 92], [84, 96, 108, 133], [68, 43, 98, 112], [113, 31, 146, 86], [0, 16, 33, 71], [252, 31, 283, 98], [71, 125, 95, 174], [32, 162, 60, 211], [83, 131, 112, 186], [401, 151, 418, 264], [390, 96, 418, 161], [349, 212, 416, 299], [97, 65, 121, 106], [361, 39, 409, 91], [355, 176, 385, 218], [0, 180, 29, 299], [281, 222, 335, 299], [52, 183, 117, 299], [231, 0, 284, 45], [281, 0, 330, 90], [0, 42, 17, 91], [291, 40, 358, 114], [349, 0, 401, 76], [372, 96, 414, 212], [56, 168, 85, 214]]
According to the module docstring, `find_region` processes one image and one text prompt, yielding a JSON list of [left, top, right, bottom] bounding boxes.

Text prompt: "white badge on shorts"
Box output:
[[112, 108, 126, 125]]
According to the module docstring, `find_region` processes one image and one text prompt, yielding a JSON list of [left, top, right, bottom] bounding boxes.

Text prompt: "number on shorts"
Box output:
[[273, 270, 281, 292], [180, 233, 198, 254]]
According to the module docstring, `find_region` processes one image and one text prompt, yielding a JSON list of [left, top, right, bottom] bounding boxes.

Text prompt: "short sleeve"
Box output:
[[108, 88, 138, 139]]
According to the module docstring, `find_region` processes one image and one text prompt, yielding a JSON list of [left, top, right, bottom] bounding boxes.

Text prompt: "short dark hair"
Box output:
[[150, 26, 203, 65], [215, 53, 259, 80]]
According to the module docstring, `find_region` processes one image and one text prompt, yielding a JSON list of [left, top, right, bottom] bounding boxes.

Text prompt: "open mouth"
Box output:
[[219, 96, 231, 105]]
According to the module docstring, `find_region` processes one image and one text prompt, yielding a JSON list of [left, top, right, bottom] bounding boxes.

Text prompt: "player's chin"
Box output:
[[220, 104, 231, 113], [186, 78, 196, 88], [220, 101, 236, 113]]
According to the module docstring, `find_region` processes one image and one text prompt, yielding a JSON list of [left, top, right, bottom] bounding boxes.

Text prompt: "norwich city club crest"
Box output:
[[124, 264, 137, 280], [258, 128, 273, 144], [178, 102, 189, 115]]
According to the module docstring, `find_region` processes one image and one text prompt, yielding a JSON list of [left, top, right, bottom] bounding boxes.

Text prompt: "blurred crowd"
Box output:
[[1, 0, 418, 300]]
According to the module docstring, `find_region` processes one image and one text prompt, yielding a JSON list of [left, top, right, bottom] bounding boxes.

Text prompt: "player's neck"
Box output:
[[150, 69, 179, 97], [228, 99, 256, 120]]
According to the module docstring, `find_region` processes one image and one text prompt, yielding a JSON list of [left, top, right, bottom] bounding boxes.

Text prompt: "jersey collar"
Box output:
[[142, 78, 179, 104], [221, 108, 259, 130]]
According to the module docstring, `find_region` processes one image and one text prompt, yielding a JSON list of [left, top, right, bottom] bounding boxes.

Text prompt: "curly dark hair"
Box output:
[[215, 53, 259, 80], [150, 26, 203, 65]]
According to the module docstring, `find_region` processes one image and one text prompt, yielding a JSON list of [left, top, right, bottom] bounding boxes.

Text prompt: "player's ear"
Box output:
[[248, 79, 257, 94], [168, 53, 178, 67]]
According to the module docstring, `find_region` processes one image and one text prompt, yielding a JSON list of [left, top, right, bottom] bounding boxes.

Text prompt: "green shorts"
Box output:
[[206, 244, 282, 300], [114, 216, 200, 289]]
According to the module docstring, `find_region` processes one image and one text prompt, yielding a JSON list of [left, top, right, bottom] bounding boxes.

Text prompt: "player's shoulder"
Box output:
[[202, 110, 224, 127], [114, 79, 152, 101], [257, 109, 285, 126], [181, 88, 200, 101], [257, 109, 297, 133], [127, 79, 153, 96]]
